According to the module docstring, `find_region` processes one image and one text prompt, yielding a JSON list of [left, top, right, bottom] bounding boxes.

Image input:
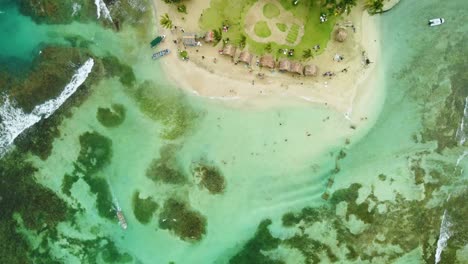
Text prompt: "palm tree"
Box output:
[[364, 0, 384, 15], [238, 34, 246, 49], [302, 48, 313, 59], [160, 13, 173, 29], [213, 28, 222, 46]]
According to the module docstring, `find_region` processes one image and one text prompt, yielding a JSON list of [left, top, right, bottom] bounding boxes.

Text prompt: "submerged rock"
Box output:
[[192, 163, 226, 194], [158, 198, 207, 242], [96, 104, 126, 127], [132, 191, 158, 225], [146, 145, 186, 185]]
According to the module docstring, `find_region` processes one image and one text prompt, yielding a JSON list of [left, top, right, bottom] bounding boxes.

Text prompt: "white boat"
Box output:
[[428, 18, 445, 27], [116, 209, 128, 230]]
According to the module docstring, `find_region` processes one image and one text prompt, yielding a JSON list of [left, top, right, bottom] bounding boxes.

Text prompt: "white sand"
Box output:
[[152, 0, 382, 117]]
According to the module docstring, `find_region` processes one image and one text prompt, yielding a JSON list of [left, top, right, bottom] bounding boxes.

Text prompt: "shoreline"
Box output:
[[151, 0, 382, 120]]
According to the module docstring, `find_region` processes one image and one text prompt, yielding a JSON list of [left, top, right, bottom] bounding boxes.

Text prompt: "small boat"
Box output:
[[116, 209, 128, 230], [428, 18, 445, 27], [150, 35, 165, 48], [152, 49, 170, 60]]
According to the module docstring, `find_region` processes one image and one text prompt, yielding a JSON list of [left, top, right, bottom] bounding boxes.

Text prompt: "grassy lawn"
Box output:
[[276, 23, 287, 32], [199, 0, 336, 61], [263, 3, 280, 19], [254, 21, 271, 38], [286, 23, 299, 44]]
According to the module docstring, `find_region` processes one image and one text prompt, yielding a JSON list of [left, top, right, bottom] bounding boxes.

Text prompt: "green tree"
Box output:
[[213, 28, 223, 46], [160, 13, 173, 29], [365, 0, 384, 15], [302, 48, 313, 59], [265, 42, 272, 53], [177, 4, 187, 14], [238, 34, 246, 49], [324, 0, 357, 15]]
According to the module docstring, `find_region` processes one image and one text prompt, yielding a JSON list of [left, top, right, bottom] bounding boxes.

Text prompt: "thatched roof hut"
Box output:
[[304, 64, 318, 76], [335, 28, 348, 42], [278, 60, 291, 72], [239, 51, 253, 65], [260, 54, 275, 68], [289, 62, 303, 75], [204, 31, 214, 43], [222, 44, 236, 57]]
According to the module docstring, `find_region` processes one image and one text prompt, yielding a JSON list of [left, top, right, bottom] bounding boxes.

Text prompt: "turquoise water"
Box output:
[[0, 0, 467, 263], [0, 3, 49, 73]]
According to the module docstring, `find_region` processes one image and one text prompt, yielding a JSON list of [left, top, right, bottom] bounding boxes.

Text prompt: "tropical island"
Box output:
[[152, 0, 397, 114]]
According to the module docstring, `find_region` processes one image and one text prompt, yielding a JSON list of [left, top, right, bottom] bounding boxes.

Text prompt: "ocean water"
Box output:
[[0, 0, 467, 264]]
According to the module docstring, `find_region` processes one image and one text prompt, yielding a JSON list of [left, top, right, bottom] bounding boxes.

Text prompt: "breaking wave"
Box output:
[[455, 96, 468, 145], [95, 0, 113, 22], [0, 58, 94, 157], [72, 3, 81, 17], [435, 210, 452, 264]]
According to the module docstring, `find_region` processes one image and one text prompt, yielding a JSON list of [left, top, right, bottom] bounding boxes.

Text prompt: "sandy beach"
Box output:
[[151, 0, 381, 117]]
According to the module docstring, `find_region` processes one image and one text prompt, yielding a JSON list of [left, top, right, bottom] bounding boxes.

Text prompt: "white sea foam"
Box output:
[[128, 0, 147, 12], [72, 3, 81, 16], [456, 150, 468, 167], [208, 96, 241, 101], [0, 59, 94, 157], [344, 107, 353, 121], [455, 96, 468, 145], [94, 0, 113, 22], [435, 210, 452, 264]]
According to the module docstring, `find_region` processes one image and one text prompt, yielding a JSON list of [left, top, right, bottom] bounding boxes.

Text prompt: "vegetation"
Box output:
[[229, 219, 284, 264], [286, 23, 300, 44], [322, 0, 357, 15], [192, 163, 226, 194], [76, 132, 113, 174], [200, 0, 335, 60], [146, 145, 186, 185], [177, 4, 187, 14], [76, 131, 115, 220], [254, 21, 272, 38], [302, 48, 313, 59], [158, 199, 207, 241], [263, 3, 280, 19], [0, 150, 71, 263], [96, 104, 126, 127], [7, 46, 87, 113], [213, 28, 223, 46], [276, 23, 287, 32], [160, 13, 173, 29], [265, 42, 273, 53], [365, 0, 384, 14], [130, 81, 199, 139], [179, 50, 189, 60], [132, 191, 158, 224], [19, 0, 152, 30], [101, 56, 136, 88], [238, 34, 247, 49]]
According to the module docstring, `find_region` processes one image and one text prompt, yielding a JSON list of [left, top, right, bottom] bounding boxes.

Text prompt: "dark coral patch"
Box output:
[[158, 198, 207, 241]]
